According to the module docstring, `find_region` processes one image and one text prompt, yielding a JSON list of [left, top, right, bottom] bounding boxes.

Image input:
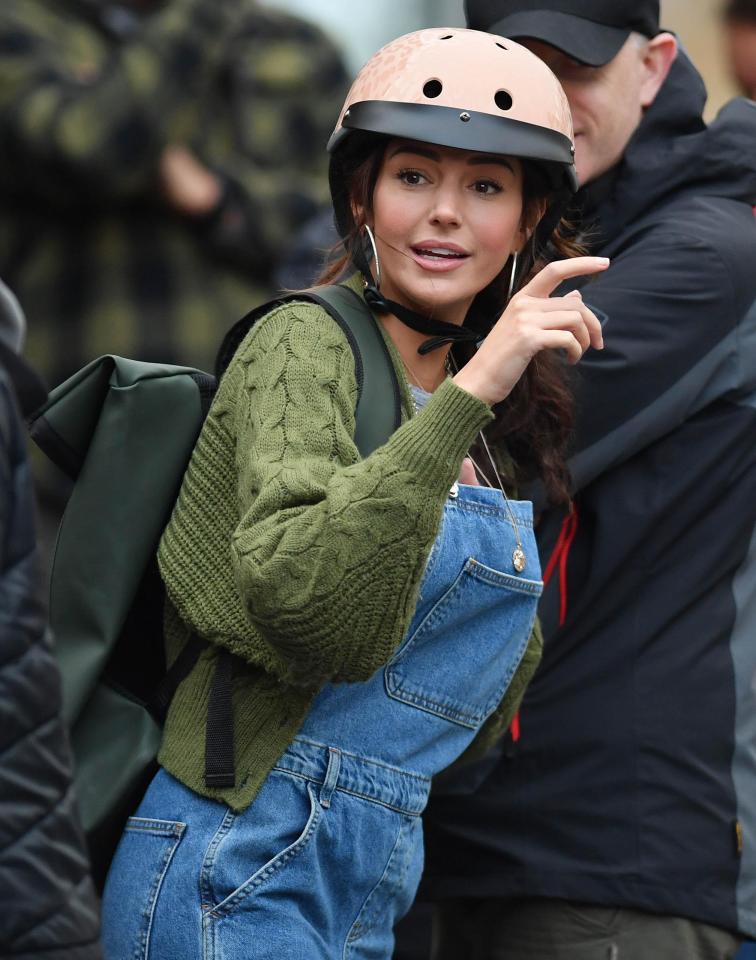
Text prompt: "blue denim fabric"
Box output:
[[102, 484, 541, 959], [298, 484, 542, 775]]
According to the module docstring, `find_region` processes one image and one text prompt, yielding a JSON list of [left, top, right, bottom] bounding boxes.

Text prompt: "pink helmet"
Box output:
[[328, 27, 577, 205]]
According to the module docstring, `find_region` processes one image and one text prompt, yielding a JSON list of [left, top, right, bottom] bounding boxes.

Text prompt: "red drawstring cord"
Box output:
[[543, 505, 572, 588], [543, 502, 579, 626], [510, 712, 521, 742], [556, 506, 579, 627], [511, 503, 579, 743]]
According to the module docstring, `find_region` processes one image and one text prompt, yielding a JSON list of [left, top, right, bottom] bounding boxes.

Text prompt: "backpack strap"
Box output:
[[150, 634, 206, 724], [304, 284, 402, 457], [215, 283, 402, 459], [205, 284, 402, 790]]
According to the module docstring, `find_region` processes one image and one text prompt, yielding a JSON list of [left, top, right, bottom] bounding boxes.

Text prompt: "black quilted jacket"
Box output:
[[0, 356, 101, 959]]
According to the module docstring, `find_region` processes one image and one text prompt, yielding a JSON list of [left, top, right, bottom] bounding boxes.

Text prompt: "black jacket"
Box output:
[[0, 352, 101, 958], [421, 52, 756, 936]]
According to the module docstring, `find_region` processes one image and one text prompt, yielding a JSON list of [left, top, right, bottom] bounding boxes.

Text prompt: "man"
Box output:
[[0, 0, 347, 526], [0, 0, 347, 389], [419, 2, 756, 957], [724, 0, 756, 99], [0, 280, 102, 959]]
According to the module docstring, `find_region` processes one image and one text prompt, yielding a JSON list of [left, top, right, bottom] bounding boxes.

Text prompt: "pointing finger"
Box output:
[[521, 256, 610, 299]]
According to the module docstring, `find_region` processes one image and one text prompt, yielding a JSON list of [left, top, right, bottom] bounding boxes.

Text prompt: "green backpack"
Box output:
[[30, 285, 401, 888]]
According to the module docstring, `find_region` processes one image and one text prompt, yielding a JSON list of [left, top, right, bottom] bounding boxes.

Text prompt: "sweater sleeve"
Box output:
[[230, 303, 493, 686]]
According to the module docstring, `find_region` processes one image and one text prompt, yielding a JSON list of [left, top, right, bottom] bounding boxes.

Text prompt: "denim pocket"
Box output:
[[102, 817, 185, 960], [385, 557, 541, 728], [202, 772, 323, 919]]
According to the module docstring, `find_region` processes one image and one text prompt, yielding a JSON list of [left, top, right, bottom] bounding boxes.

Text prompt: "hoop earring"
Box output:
[[361, 223, 381, 290], [507, 250, 519, 301]]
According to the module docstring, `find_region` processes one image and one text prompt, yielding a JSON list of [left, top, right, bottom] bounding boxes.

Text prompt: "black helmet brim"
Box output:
[[328, 100, 578, 194]]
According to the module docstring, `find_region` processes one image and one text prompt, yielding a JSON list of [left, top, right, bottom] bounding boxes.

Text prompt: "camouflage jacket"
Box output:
[[0, 0, 348, 387]]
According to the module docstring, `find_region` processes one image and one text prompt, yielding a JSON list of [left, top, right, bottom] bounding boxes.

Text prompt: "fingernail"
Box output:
[[598, 257, 610, 264], [567, 289, 582, 297]]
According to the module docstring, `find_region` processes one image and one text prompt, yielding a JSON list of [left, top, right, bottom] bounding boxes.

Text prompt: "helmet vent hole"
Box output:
[[423, 79, 443, 99], [495, 42, 508, 50], [440, 34, 454, 40], [495, 89, 513, 111]]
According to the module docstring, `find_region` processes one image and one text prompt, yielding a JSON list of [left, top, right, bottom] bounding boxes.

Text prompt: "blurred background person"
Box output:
[[0, 0, 347, 384], [262, 0, 463, 74], [0, 0, 348, 529], [723, 0, 756, 97], [0, 278, 101, 959]]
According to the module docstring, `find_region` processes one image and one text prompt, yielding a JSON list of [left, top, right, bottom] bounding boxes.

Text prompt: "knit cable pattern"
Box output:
[[160, 300, 493, 688], [157, 299, 506, 809]]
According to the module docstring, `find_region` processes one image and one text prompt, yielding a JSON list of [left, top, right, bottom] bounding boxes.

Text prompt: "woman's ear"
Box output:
[[351, 199, 366, 228], [516, 225, 532, 253], [518, 197, 548, 249]]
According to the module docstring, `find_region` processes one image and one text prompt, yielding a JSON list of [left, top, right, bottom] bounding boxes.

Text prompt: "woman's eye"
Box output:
[[398, 168, 426, 186], [473, 179, 503, 196]]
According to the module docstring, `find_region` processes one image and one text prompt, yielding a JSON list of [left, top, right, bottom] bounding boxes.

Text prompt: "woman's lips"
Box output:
[[410, 243, 471, 273]]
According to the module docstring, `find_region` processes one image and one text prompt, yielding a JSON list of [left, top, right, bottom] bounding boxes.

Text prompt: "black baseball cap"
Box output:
[[465, 0, 660, 67]]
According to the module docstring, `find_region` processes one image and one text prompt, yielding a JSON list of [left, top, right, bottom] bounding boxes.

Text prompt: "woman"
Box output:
[[102, 28, 606, 960]]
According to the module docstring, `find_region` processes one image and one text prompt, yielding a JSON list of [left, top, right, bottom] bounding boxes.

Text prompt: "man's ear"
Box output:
[[640, 32, 678, 109]]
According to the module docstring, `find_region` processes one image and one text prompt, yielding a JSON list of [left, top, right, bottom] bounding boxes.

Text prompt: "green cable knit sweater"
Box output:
[[157, 281, 543, 811]]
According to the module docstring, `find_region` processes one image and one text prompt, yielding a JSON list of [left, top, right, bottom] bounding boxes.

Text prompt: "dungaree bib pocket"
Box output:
[[385, 487, 542, 730], [385, 557, 542, 727]]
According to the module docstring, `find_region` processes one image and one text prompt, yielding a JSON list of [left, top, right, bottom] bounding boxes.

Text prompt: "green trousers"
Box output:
[[431, 898, 743, 960]]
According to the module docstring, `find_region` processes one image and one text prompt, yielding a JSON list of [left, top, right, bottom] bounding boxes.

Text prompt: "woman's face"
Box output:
[[368, 139, 526, 326]]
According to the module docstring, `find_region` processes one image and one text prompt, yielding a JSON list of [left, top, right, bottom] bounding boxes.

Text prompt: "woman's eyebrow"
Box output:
[[468, 156, 516, 173], [387, 144, 442, 162], [387, 144, 515, 175]]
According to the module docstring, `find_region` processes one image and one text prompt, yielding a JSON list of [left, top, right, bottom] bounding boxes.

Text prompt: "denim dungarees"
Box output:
[[103, 471, 542, 959]]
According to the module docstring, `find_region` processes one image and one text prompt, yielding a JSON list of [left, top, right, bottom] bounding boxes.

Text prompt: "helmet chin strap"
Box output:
[[354, 240, 481, 356], [362, 282, 481, 355]]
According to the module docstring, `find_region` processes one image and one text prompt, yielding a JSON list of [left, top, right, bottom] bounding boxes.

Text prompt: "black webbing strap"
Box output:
[[204, 649, 236, 788], [150, 634, 205, 725]]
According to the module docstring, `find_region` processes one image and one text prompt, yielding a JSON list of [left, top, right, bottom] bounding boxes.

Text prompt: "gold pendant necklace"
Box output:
[[467, 433, 527, 574]]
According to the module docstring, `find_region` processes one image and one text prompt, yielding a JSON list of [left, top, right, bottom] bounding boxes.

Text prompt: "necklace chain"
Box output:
[[445, 355, 527, 573], [402, 351, 451, 394]]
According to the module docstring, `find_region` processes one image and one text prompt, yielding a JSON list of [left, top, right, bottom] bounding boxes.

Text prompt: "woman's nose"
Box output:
[[429, 188, 462, 227]]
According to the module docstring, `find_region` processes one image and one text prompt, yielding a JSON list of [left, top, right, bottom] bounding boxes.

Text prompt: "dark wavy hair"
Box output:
[[319, 135, 582, 504]]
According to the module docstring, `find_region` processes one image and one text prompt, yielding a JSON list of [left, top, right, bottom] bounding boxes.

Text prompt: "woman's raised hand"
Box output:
[[453, 257, 609, 407]]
